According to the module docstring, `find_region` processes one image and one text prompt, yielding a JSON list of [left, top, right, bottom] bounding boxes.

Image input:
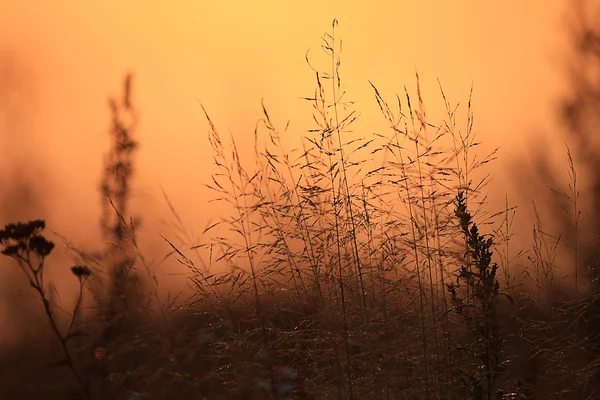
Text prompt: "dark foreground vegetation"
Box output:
[[2, 12, 600, 400]]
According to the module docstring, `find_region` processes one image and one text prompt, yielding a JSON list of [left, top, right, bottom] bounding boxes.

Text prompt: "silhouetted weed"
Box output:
[[0, 219, 92, 398]]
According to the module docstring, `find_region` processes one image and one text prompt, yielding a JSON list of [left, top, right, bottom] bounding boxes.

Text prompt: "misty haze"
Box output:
[[1, 1, 600, 399]]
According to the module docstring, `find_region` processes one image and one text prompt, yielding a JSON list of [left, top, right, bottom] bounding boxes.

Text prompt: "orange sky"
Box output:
[[0, 0, 575, 337]]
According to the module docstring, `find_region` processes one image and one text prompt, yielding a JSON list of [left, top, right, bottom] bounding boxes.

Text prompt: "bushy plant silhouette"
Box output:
[[446, 191, 509, 400]]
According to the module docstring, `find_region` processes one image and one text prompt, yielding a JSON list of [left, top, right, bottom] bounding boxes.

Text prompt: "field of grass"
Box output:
[[2, 20, 600, 400]]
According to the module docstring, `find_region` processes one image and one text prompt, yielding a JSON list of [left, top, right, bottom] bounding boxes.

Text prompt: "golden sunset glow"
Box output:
[[2, 1, 598, 398], [1, 1, 567, 238]]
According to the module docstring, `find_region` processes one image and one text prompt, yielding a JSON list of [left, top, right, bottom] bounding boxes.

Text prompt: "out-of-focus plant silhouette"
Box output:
[[523, 1, 600, 289], [95, 72, 143, 346], [558, 1, 600, 285], [510, 0, 600, 397]]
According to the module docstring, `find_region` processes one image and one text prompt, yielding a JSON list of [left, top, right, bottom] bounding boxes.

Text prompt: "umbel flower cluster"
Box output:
[[0, 219, 55, 258], [0, 219, 91, 280], [0, 219, 93, 398]]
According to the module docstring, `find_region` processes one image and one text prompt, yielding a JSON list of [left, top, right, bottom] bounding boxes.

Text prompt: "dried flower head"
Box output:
[[71, 265, 92, 280], [0, 220, 54, 258], [0, 220, 45, 242], [29, 235, 55, 257]]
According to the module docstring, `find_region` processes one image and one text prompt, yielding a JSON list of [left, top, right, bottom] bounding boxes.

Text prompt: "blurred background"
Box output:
[[0, 0, 580, 342]]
